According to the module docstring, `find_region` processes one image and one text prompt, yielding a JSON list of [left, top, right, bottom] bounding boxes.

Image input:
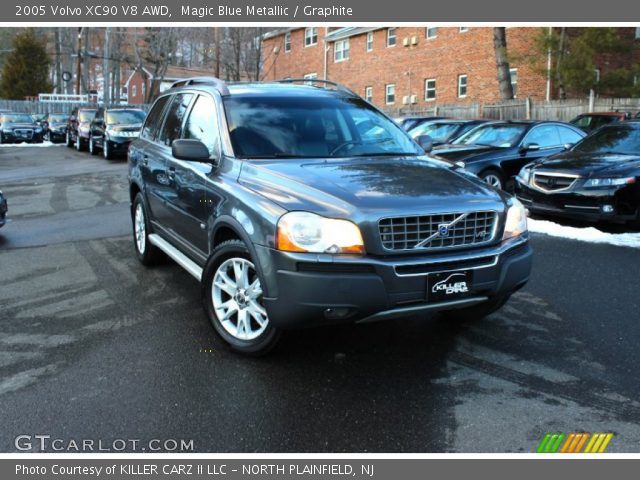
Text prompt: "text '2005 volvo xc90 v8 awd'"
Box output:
[[128, 77, 533, 355]]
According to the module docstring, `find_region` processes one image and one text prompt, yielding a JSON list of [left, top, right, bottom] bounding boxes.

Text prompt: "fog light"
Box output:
[[324, 307, 353, 320], [601, 205, 614, 214]]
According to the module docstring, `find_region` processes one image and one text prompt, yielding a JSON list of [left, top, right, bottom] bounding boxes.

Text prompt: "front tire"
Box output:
[[203, 240, 281, 356], [103, 139, 112, 160], [132, 193, 164, 266], [479, 169, 505, 190], [66, 130, 73, 148], [441, 293, 511, 323], [89, 136, 98, 155], [75, 134, 84, 151], [0, 132, 4, 144]]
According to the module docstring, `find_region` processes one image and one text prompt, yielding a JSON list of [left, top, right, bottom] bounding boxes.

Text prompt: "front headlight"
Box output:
[[35, 127, 42, 133], [583, 177, 636, 188], [502, 199, 528, 241], [517, 164, 534, 185], [276, 212, 365, 254], [2, 128, 12, 133]]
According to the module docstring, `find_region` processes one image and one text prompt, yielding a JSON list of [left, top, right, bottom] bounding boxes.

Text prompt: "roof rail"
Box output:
[[170, 76, 230, 96], [273, 78, 358, 97]]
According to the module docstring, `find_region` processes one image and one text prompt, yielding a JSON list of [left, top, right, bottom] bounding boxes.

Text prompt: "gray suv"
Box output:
[[128, 77, 532, 355]]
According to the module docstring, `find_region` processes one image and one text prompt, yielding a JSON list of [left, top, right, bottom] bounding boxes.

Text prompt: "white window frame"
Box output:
[[366, 31, 374, 52], [304, 27, 318, 47], [284, 32, 291, 52], [387, 28, 397, 47], [303, 73, 318, 85], [457, 74, 467, 98], [594, 68, 601, 83], [426, 27, 438, 39], [425, 78, 436, 101], [385, 84, 395, 104], [334, 39, 350, 63], [509, 68, 518, 98], [132, 85, 137, 97], [636, 27, 640, 39], [365, 86, 373, 102]]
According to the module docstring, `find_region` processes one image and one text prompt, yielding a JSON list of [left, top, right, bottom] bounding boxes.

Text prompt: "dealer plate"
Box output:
[[427, 270, 473, 301]]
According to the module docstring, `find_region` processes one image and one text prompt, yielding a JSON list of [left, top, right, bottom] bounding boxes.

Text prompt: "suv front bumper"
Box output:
[[256, 236, 532, 329]]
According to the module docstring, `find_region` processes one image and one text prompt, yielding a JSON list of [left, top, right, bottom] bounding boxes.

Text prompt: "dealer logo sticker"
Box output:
[[536, 432, 614, 453], [431, 273, 469, 295]]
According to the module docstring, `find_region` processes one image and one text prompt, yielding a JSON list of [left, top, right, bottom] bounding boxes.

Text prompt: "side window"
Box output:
[[557, 126, 584, 145], [141, 95, 170, 141], [159, 93, 193, 146], [524, 125, 561, 148], [182, 95, 221, 158]]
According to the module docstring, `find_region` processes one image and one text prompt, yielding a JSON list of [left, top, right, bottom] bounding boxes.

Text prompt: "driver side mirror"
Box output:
[[172, 139, 216, 164], [416, 135, 433, 153], [520, 142, 540, 153], [563, 143, 574, 151]]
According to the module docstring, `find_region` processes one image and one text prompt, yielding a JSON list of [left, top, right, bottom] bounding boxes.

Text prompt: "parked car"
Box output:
[[66, 107, 97, 151], [431, 121, 586, 190], [43, 113, 69, 143], [89, 107, 146, 159], [0, 190, 7, 228], [31, 113, 47, 126], [0, 113, 44, 144], [408, 119, 491, 147], [128, 77, 532, 355], [515, 121, 640, 225], [570, 112, 629, 133], [394, 116, 446, 131]]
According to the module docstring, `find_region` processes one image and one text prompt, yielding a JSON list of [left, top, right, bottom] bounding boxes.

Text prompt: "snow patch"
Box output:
[[528, 218, 640, 249], [0, 141, 64, 148]]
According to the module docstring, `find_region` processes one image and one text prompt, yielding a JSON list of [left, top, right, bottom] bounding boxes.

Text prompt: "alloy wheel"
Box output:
[[483, 174, 503, 189], [212, 257, 268, 341], [134, 203, 146, 254]]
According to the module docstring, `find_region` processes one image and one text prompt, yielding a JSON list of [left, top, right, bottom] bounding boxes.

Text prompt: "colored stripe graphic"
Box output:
[[540, 432, 613, 453], [584, 433, 614, 453], [537, 433, 566, 453]]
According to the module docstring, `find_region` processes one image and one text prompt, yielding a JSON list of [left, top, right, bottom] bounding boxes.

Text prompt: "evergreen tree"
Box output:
[[0, 29, 52, 99]]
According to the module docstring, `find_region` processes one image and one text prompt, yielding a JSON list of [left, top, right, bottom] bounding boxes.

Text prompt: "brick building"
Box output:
[[261, 27, 640, 111]]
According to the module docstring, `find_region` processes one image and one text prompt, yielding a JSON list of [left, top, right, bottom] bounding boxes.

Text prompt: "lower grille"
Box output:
[[533, 173, 577, 192], [379, 211, 498, 251]]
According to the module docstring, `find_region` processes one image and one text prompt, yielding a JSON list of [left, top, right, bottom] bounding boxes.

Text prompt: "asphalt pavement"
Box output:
[[1, 145, 639, 453]]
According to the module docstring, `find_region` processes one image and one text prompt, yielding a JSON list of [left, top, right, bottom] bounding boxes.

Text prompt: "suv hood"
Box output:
[[531, 151, 640, 177], [238, 156, 507, 219]]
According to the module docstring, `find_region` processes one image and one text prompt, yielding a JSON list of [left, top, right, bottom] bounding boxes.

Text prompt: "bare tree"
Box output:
[[141, 27, 178, 103], [493, 27, 514, 100]]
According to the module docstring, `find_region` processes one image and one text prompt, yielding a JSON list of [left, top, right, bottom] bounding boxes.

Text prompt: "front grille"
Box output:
[[533, 173, 577, 192], [14, 129, 33, 138], [379, 211, 498, 251]]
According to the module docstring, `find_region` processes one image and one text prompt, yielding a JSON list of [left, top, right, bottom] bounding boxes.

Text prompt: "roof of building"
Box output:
[[324, 27, 380, 42]]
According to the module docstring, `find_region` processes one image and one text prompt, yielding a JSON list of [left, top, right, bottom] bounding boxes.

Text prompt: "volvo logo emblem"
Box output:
[[438, 224, 450, 237]]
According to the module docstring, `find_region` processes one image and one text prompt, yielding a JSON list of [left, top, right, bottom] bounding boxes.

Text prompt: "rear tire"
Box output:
[[202, 239, 281, 356], [132, 193, 164, 266], [479, 169, 505, 190], [441, 293, 511, 323]]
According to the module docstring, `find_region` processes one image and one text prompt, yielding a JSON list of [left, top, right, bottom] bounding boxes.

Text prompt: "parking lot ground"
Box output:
[[1, 146, 640, 453]]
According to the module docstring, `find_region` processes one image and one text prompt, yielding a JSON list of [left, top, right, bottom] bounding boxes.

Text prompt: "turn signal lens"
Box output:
[[276, 212, 365, 254]]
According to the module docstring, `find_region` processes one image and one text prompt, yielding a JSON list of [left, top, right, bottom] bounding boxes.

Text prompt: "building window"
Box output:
[[284, 32, 291, 52], [594, 68, 601, 83], [425, 79, 436, 101], [334, 39, 350, 62], [365, 86, 373, 102], [385, 84, 395, 104], [303, 73, 317, 85], [426, 27, 438, 39], [636, 27, 640, 39], [387, 28, 397, 47], [509, 68, 518, 97], [457, 75, 467, 98], [304, 27, 318, 47], [459, 27, 469, 33], [132, 85, 137, 97], [366, 31, 374, 52]]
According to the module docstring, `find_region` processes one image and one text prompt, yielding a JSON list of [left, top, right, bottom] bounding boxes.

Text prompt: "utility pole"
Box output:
[[103, 27, 110, 106], [75, 27, 83, 95], [215, 28, 221, 78]]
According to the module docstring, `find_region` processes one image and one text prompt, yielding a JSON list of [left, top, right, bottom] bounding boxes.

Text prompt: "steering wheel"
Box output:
[[329, 140, 362, 156]]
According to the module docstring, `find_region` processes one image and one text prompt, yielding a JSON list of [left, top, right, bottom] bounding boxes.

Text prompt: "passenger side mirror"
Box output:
[[416, 135, 433, 153], [172, 139, 215, 163], [563, 143, 574, 151], [520, 142, 540, 153]]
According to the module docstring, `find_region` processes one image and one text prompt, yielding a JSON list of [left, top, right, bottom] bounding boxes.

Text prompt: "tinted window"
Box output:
[[159, 93, 193, 147], [223, 95, 420, 159], [557, 126, 584, 145], [106, 110, 146, 125], [183, 95, 220, 158], [573, 125, 640, 155], [78, 110, 96, 122], [524, 125, 561, 148], [48, 114, 67, 122], [454, 123, 527, 148], [141, 95, 170, 141], [2, 114, 33, 123]]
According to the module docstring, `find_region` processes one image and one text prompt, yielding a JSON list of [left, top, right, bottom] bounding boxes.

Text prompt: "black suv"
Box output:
[[89, 107, 146, 159], [128, 78, 532, 355], [0, 113, 44, 144]]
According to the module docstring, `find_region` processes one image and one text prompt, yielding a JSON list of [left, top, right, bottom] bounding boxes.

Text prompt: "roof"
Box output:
[[324, 27, 379, 42], [262, 28, 296, 40]]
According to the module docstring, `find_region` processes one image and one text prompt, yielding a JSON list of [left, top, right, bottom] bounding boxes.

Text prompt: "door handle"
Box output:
[[167, 166, 176, 180], [142, 154, 149, 165]]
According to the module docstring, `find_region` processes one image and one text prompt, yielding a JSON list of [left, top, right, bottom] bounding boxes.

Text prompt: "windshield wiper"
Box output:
[[241, 153, 303, 159], [352, 152, 419, 157]]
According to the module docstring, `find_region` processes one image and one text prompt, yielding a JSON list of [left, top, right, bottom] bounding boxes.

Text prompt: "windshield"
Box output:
[[409, 122, 461, 143], [2, 114, 34, 123], [49, 114, 67, 122], [223, 95, 421, 159], [453, 123, 527, 148], [78, 110, 96, 122], [106, 110, 146, 125], [572, 125, 640, 155]]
